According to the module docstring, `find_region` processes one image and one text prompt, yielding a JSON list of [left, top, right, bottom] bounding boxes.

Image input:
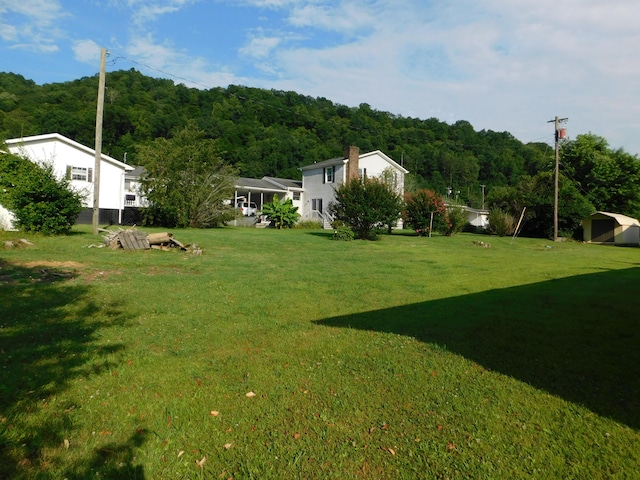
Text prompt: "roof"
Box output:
[[263, 177, 303, 189], [299, 156, 347, 171], [588, 211, 640, 227], [299, 150, 409, 174], [126, 166, 146, 178], [5, 133, 134, 171]]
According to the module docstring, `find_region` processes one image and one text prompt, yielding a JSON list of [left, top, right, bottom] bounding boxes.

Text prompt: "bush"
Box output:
[[445, 207, 468, 236], [488, 208, 516, 236], [332, 224, 355, 241], [294, 220, 323, 229], [404, 189, 447, 236], [0, 154, 82, 235], [330, 177, 402, 240]]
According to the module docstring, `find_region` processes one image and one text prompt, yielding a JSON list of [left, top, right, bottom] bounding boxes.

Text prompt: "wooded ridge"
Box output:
[[0, 69, 553, 208]]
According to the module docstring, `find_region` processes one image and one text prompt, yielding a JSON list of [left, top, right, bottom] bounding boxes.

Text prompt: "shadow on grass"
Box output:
[[0, 260, 145, 478], [62, 429, 149, 480], [315, 267, 640, 429]]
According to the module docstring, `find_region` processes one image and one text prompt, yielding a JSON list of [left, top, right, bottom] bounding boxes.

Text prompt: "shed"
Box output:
[[582, 212, 640, 246]]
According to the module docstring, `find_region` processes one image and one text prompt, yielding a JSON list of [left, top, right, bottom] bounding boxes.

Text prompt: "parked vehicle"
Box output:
[[237, 201, 258, 216]]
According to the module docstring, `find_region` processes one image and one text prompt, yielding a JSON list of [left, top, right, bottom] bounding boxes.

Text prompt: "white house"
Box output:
[[5, 133, 134, 225], [300, 146, 409, 228]]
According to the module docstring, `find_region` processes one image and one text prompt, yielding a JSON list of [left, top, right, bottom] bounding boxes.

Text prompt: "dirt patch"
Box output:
[[21, 261, 85, 269], [0, 260, 120, 284]]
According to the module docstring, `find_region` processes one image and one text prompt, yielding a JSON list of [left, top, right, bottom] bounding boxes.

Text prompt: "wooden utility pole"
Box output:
[[547, 116, 568, 242], [92, 47, 107, 235]]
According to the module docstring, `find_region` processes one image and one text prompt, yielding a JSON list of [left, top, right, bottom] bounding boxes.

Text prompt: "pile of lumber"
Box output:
[[102, 228, 189, 251]]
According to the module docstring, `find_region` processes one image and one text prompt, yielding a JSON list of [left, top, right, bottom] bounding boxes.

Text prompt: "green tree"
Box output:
[[486, 173, 594, 239], [329, 177, 402, 240], [0, 152, 82, 234], [561, 134, 640, 219], [260, 194, 300, 229], [136, 122, 238, 228], [404, 189, 447, 236]]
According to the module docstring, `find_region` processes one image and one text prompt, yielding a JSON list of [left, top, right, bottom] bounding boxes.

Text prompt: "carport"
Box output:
[[231, 176, 303, 226]]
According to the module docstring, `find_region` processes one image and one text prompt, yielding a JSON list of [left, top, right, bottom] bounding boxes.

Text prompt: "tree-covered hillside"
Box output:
[[0, 69, 551, 209]]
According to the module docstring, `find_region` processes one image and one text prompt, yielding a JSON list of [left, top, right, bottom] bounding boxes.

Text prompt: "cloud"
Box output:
[[122, 0, 200, 25], [239, 30, 282, 59], [72, 39, 102, 64], [0, 0, 66, 51], [124, 33, 246, 88]]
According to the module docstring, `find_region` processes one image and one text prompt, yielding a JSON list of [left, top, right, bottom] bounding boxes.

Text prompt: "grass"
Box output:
[[0, 226, 639, 479]]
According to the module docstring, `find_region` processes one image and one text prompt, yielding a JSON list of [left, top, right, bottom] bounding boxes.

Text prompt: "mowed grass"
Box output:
[[1, 226, 639, 479]]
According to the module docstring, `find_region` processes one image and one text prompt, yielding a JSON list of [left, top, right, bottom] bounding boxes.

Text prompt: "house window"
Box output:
[[358, 167, 367, 179], [293, 191, 301, 201], [67, 165, 93, 182], [312, 198, 323, 213], [324, 166, 335, 183]]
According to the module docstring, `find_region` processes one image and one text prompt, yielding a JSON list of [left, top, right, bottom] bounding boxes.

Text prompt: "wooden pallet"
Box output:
[[117, 230, 150, 250]]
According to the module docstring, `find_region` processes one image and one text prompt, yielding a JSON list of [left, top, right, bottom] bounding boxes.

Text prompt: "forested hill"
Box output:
[[0, 69, 550, 207]]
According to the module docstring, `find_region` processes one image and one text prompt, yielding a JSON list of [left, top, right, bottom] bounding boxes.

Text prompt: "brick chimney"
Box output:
[[345, 145, 360, 181]]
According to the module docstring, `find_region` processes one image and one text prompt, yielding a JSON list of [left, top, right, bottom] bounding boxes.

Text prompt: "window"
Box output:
[[312, 198, 323, 213], [324, 166, 335, 183], [358, 167, 367, 179], [292, 191, 301, 201], [67, 165, 93, 182]]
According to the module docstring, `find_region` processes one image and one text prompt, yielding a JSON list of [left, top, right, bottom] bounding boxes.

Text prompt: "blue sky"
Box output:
[[1, 0, 639, 155]]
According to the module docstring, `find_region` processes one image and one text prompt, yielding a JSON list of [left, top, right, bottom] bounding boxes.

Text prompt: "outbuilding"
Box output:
[[581, 211, 640, 246]]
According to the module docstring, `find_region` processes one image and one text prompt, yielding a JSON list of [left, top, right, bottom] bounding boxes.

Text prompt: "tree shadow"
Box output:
[[62, 429, 149, 480], [0, 260, 145, 478], [315, 267, 640, 429]]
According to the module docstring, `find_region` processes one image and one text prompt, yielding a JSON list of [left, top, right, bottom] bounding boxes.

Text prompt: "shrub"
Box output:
[[488, 208, 516, 236], [294, 220, 323, 229], [333, 224, 355, 241], [330, 177, 402, 240], [0, 154, 82, 235], [404, 189, 447, 236], [444, 207, 468, 236]]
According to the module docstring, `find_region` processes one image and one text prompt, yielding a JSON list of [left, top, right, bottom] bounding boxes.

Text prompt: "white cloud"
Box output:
[[72, 39, 102, 64], [234, 0, 639, 151], [239, 31, 282, 59], [0, 0, 66, 51], [124, 33, 246, 88], [123, 0, 200, 25]]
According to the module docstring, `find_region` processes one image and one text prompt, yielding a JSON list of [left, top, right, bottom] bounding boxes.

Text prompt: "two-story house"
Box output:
[[300, 146, 408, 228], [5, 133, 134, 225]]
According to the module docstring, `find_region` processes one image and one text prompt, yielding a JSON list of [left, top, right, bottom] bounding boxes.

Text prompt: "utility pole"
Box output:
[[92, 47, 107, 235], [547, 116, 568, 242]]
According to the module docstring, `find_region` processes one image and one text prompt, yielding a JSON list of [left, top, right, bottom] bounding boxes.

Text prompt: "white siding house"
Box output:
[[300, 146, 408, 228], [5, 133, 134, 224]]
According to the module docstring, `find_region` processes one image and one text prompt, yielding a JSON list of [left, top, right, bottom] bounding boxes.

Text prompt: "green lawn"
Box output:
[[1, 227, 639, 479]]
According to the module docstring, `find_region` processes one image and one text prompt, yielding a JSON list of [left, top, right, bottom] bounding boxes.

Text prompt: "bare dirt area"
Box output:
[[0, 260, 120, 284]]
